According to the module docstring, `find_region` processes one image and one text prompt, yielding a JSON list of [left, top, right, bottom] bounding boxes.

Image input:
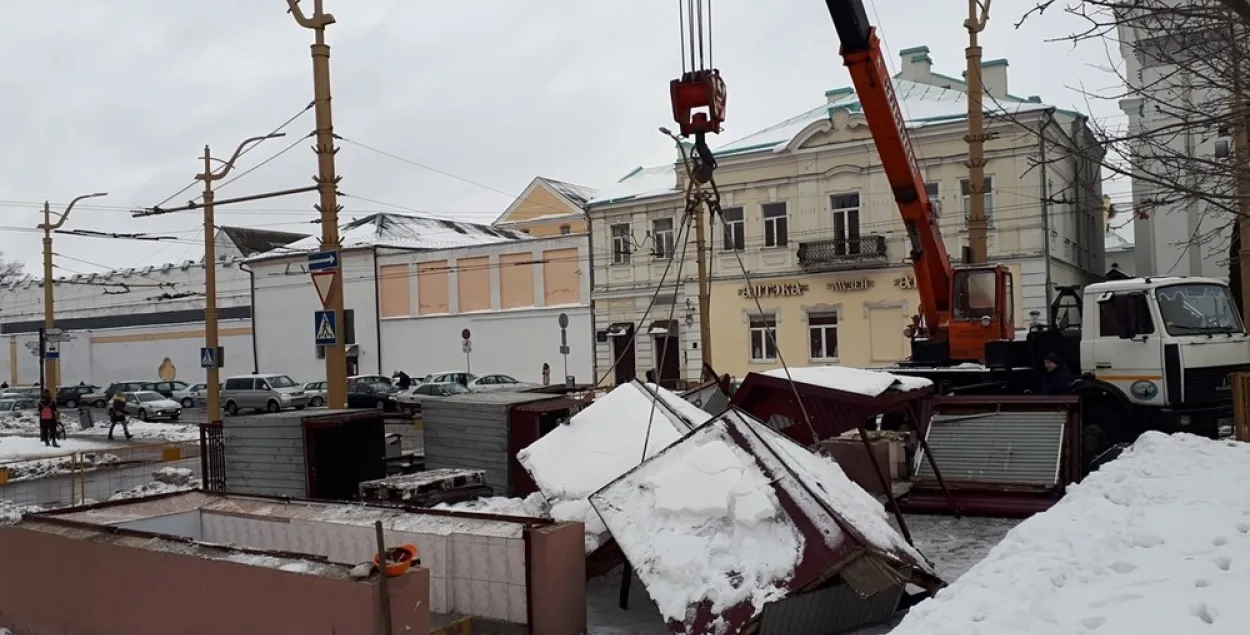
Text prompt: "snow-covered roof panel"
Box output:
[[1105, 226, 1134, 252], [715, 79, 1055, 158], [592, 408, 934, 634], [516, 380, 710, 552], [587, 164, 680, 207], [890, 431, 1250, 635], [249, 212, 529, 260], [761, 366, 932, 397], [541, 178, 598, 207]]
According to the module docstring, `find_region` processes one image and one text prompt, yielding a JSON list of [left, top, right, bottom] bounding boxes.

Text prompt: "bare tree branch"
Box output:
[[0, 252, 23, 286]]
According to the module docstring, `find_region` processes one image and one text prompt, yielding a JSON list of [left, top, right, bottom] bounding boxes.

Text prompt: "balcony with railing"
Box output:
[[796, 235, 889, 272]]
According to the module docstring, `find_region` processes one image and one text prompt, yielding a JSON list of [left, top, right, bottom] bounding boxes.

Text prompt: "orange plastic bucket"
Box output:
[[373, 544, 420, 577]]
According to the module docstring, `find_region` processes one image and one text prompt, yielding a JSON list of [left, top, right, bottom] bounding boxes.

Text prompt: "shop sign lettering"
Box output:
[[894, 275, 917, 289], [826, 278, 875, 292], [738, 282, 809, 298]]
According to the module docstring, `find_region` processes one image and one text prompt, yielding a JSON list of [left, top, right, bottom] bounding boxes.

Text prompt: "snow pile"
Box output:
[[222, 552, 323, 574], [517, 381, 709, 552], [761, 366, 931, 397], [109, 467, 201, 501], [0, 451, 122, 482], [893, 432, 1250, 635], [0, 501, 40, 526], [0, 411, 78, 433], [76, 420, 199, 443], [591, 423, 804, 630], [433, 492, 550, 518]]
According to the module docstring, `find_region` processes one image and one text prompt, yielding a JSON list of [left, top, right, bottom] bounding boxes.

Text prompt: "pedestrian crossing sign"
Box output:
[[314, 310, 338, 346], [200, 347, 216, 369]]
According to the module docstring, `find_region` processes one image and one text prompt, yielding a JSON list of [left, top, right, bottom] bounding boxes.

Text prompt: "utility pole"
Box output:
[[195, 135, 285, 425], [38, 192, 107, 390], [693, 199, 713, 376], [1232, 19, 1250, 325], [289, 0, 348, 409], [964, 0, 993, 264]]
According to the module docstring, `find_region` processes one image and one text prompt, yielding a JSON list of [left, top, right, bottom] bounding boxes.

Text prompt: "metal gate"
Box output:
[[199, 423, 226, 492]]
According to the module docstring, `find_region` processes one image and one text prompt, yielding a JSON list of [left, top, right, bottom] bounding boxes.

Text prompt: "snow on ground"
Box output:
[[0, 450, 122, 482], [517, 381, 709, 552], [762, 366, 932, 397], [0, 412, 198, 443], [432, 492, 550, 518], [0, 436, 120, 462], [592, 425, 805, 627], [891, 432, 1250, 635], [0, 501, 40, 526], [108, 467, 201, 501]]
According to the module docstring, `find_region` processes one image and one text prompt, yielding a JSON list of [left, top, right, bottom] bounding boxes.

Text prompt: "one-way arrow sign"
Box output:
[[308, 250, 340, 272]]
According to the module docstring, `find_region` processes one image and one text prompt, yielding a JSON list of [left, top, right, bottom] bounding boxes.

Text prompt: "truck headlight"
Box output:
[[1130, 381, 1158, 400], [1178, 415, 1192, 426]]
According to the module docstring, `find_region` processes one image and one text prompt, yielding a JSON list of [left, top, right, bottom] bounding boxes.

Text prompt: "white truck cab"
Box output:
[[1080, 276, 1249, 434]]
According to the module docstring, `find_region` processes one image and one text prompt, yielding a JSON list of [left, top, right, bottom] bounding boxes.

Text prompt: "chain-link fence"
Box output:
[[0, 440, 201, 510]]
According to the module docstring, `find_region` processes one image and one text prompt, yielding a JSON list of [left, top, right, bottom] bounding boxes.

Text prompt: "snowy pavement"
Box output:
[[0, 436, 120, 462], [0, 411, 199, 444], [889, 432, 1250, 635]]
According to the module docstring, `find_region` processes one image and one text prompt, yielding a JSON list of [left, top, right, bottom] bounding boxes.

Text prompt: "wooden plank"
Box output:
[[224, 427, 305, 440], [224, 439, 305, 451]]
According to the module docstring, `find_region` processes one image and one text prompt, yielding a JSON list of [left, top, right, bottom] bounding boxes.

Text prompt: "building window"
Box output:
[[762, 202, 788, 247], [925, 182, 941, 217], [610, 223, 632, 264], [831, 193, 861, 255], [652, 218, 676, 259], [960, 176, 995, 227], [749, 314, 778, 362], [808, 312, 839, 360], [722, 206, 745, 251], [559, 224, 571, 235]]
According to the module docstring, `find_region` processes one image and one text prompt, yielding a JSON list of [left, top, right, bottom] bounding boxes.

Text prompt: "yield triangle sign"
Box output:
[[311, 270, 337, 307]]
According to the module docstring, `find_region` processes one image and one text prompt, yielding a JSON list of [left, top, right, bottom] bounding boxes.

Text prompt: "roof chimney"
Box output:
[[967, 59, 1008, 100], [898, 46, 933, 82]]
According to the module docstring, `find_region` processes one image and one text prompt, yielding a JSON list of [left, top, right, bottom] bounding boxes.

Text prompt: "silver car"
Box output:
[[303, 381, 328, 407], [466, 374, 539, 393], [123, 391, 183, 421], [172, 383, 209, 408], [221, 374, 308, 415]]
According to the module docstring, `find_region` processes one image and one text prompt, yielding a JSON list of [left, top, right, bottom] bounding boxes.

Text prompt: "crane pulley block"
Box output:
[[670, 69, 727, 137]]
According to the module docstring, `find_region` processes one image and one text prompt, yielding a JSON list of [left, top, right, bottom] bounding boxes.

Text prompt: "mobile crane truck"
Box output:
[[822, 0, 1250, 465]]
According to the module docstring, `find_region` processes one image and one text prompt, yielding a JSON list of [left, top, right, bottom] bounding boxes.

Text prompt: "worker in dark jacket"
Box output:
[[108, 392, 133, 440], [38, 391, 59, 448], [1040, 352, 1077, 395], [393, 371, 412, 391]]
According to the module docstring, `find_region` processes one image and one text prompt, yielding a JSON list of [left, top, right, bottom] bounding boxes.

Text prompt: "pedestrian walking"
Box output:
[[108, 392, 132, 441], [542, 363, 551, 386], [0, 381, 8, 390], [38, 390, 59, 448]]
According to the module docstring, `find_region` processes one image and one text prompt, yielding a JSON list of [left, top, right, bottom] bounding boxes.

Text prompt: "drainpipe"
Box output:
[[239, 262, 260, 374], [584, 209, 599, 384], [1038, 108, 1056, 324], [373, 246, 384, 376]]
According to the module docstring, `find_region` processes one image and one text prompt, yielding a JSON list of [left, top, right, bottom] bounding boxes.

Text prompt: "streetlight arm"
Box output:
[[46, 192, 108, 230], [201, 133, 286, 181], [287, 0, 336, 28]]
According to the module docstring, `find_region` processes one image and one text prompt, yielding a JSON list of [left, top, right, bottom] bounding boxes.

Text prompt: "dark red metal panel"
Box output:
[[730, 371, 935, 443]]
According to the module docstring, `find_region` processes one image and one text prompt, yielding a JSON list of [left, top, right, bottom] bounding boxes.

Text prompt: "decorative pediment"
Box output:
[[791, 106, 872, 151]]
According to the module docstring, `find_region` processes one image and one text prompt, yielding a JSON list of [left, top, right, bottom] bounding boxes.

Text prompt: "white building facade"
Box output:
[[248, 213, 594, 386], [0, 227, 306, 387], [588, 45, 1106, 383]]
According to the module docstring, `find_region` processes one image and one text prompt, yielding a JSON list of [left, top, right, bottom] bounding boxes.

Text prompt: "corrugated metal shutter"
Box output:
[[759, 582, 902, 635], [916, 411, 1066, 487]]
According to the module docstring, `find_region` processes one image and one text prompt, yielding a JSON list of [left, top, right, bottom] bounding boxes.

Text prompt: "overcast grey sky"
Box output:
[[0, 1, 1127, 274]]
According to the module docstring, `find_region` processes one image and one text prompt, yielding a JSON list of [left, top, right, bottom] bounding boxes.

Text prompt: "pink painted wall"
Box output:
[[456, 256, 491, 313], [499, 252, 536, 309], [0, 526, 430, 635], [418, 261, 450, 315], [542, 248, 581, 306]]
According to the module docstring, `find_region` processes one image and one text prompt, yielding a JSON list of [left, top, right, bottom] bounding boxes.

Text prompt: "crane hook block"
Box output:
[[670, 69, 727, 137]]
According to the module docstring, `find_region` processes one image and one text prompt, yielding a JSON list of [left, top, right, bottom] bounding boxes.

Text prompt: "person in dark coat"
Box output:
[[37, 390, 59, 448], [393, 371, 412, 391], [108, 392, 132, 440], [1040, 352, 1077, 395]]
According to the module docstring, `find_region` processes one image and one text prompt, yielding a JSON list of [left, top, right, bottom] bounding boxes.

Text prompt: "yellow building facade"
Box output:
[[493, 176, 596, 236], [708, 263, 1024, 378]]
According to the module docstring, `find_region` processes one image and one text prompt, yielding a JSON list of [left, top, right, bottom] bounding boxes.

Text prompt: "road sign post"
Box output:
[[315, 310, 339, 346], [557, 312, 572, 387], [461, 328, 472, 374]]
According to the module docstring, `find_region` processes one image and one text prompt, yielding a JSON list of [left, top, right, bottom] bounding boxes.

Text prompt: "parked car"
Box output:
[[421, 371, 476, 386], [346, 379, 400, 412], [2, 386, 43, 399], [172, 383, 208, 408], [303, 381, 328, 407], [0, 397, 36, 413], [105, 381, 156, 399], [466, 374, 539, 393], [396, 381, 471, 413], [147, 380, 192, 400], [221, 374, 308, 415], [56, 384, 102, 408], [349, 374, 393, 386], [121, 390, 182, 421], [80, 386, 110, 407]]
